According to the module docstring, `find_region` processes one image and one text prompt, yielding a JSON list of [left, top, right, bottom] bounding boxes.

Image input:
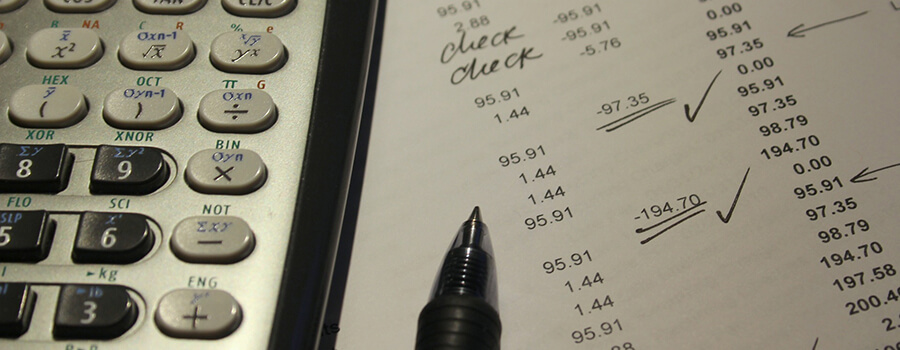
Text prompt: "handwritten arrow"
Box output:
[[684, 70, 722, 123], [788, 11, 868, 38], [850, 162, 900, 183]]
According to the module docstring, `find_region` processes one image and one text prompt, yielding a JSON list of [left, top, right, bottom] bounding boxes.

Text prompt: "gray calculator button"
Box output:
[[0, 31, 10, 64], [9, 85, 88, 128], [210, 32, 285, 73], [198, 89, 276, 133], [103, 87, 182, 129], [0, 0, 26, 12], [44, 0, 116, 13], [171, 216, 255, 263], [155, 289, 241, 339], [185, 149, 267, 195], [26, 28, 103, 69], [221, 0, 293, 18], [133, 0, 206, 14], [118, 30, 195, 70]]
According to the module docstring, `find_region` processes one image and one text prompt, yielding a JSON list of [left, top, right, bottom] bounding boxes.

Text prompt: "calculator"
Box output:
[[0, 0, 375, 348]]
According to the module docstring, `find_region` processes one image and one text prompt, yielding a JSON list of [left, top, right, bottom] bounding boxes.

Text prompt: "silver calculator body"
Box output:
[[0, 0, 375, 348]]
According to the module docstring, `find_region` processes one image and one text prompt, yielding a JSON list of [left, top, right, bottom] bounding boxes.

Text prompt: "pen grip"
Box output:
[[416, 294, 501, 350]]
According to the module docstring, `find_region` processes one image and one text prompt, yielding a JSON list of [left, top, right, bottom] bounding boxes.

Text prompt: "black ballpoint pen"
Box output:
[[416, 207, 501, 350]]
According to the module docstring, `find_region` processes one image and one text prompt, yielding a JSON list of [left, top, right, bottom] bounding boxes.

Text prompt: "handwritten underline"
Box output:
[[636, 201, 708, 245], [597, 98, 677, 132]]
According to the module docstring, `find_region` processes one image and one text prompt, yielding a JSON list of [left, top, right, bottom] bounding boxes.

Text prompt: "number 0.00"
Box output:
[[737, 57, 774, 74]]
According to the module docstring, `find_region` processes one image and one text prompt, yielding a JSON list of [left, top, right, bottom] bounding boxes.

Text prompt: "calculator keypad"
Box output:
[[0, 0, 330, 345]]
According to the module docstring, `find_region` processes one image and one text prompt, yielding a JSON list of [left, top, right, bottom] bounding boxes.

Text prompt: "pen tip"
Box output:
[[469, 206, 482, 222]]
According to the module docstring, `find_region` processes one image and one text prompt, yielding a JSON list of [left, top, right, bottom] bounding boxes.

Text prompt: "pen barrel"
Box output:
[[434, 248, 494, 301], [416, 294, 501, 350]]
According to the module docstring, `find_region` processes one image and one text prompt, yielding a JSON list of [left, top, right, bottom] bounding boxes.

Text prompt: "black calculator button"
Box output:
[[0, 144, 74, 193], [72, 212, 154, 264], [0, 283, 36, 338], [0, 211, 55, 262], [90, 145, 169, 195], [53, 284, 137, 340]]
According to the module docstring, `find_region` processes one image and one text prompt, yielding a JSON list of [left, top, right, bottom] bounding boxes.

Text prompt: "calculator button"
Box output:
[[171, 216, 255, 263], [44, 0, 116, 13], [155, 289, 241, 339], [103, 87, 182, 130], [198, 89, 277, 133], [133, 0, 206, 14], [0, 144, 74, 193], [118, 30, 195, 70], [26, 28, 103, 69], [90, 145, 170, 195], [53, 285, 137, 339], [0, 211, 56, 263], [0, 283, 36, 338], [0, 0, 26, 12], [221, 0, 293, 17], [210, 32, 285, 73], [72, 212, 155, 264], [0, 31, 10, 64], [185, 149, 267, 195], [8, 85, 88, 128]]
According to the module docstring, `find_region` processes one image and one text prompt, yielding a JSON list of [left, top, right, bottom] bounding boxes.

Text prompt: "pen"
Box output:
[[416, 207, 501, 350]]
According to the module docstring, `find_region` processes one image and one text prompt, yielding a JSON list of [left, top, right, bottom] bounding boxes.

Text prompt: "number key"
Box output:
[[53, 284, 137, 340], [90, 145, 169, 195], [0, 283, 36, 338], [0, 211, 55, 262], [0, 144, 74, 193], [72, 212, 155, 264]]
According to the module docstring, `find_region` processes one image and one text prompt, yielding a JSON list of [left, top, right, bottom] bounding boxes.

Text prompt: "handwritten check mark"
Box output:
[[684, 69, 723, 123], [716, 167, 750, 224]]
